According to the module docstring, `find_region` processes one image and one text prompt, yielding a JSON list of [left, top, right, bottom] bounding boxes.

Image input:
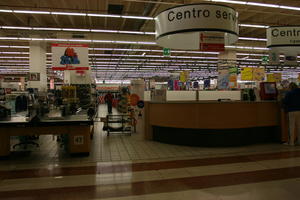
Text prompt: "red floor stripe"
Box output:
[[0, 165, 300, 200], [1, 150, 300, 180]]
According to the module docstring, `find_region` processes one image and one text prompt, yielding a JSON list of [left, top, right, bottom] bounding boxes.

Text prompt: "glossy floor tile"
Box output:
[[1, 105, 300, 199]]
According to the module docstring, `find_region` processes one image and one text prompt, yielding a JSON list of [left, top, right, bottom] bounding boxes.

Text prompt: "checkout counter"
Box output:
[[0, 88, 95, 158], [0, 113, 93, 157]]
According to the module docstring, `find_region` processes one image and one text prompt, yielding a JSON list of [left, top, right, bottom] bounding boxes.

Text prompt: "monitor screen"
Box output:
[[264, 83, 276, 94]]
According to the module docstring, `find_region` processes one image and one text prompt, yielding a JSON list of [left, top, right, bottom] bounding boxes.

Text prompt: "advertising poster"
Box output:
[[267, 74, 275, 82], [273, 73, 282, 82], [229, 66, 238, 88], [267, 73, 281, 82], [52, 44, 89, 71], [229, 74, 237, 88], [241, 67, 253, 81], [180, 71, 190, 82], [253, 67, 265, 81], [28, 73, 40, 81], [217, 69, 230, 90]]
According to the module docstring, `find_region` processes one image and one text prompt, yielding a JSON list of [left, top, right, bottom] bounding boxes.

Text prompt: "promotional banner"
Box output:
[[241, 67, 253, 81], [52, 44, 89, 71], [267, 73, 282, 82], [253, 67, 265, 81], [229, 66, 238, 88], [180, 71, 190, 82], [217, 69, 230, 90], [267, 74, 275, 82], [229, 74, 237, 88], [273, 73, 282, 82]]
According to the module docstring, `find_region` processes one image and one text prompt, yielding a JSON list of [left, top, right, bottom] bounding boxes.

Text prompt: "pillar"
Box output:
[[28, 41, 47, 92]]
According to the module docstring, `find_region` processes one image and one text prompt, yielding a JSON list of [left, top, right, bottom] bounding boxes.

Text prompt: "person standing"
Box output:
[[283, 82, 300, 145], [104, 92, 113, 114]]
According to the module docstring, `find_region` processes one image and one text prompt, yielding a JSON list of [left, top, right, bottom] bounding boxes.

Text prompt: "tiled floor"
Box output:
[[1, 105, 300, 199]]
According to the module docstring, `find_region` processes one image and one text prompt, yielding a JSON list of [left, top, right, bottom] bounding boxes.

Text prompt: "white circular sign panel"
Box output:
[[155, 3, 239, 50]]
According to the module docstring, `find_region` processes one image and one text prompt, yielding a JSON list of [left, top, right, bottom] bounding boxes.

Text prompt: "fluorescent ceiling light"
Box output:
[[208, 0, 246, 5], [0, 9, 12, 13], [145, 32, 156, 35], [279, 6, 300, 11], [119, 31, 144, 35], [51, 12, 86, 16], [116, 41, 138, 44], [93, 40, 114, 43], [247, 2, 279, 8], [87, 13, 121, 18], [33, 27, 62, 31], [239, 37, 267, 41], [14, 10, 50, 14], [2, 26, 32, 30], [68, 39, 92, 42], [239, 24, 269, 28], [44, 38, 66, 41], [62, 28, 90, 32], [209, 0, 300, 11], [137, 42, 157, 45], [121, 15, 154, 20], [91, 29, 118, 33]]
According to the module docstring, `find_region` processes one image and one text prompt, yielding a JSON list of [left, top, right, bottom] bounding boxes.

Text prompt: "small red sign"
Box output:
[[200, 43, 225, 52], [52, 66, 89, 71]]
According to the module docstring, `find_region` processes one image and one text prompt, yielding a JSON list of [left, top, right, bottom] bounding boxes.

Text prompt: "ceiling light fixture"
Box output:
[[208, 0, 300, 11]]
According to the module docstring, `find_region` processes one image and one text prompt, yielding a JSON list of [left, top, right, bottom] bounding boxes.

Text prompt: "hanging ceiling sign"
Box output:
[[267, 26, 300, 48], [155, 3, 239, 50], [267, 26, 300, 65], [52, 44, 89, 71]]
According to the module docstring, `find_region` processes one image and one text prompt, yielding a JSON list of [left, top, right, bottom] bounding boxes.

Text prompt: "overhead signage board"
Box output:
[[52, 44, 89, 71], [155, 3, 239, 50], [267, 26, 300, 48]]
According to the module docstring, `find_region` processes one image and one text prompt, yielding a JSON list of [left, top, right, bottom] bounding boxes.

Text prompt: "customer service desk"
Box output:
[[144, 101, 282, 146], [0, 115, 93, 157]]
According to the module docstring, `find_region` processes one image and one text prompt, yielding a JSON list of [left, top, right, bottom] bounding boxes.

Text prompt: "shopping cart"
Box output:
[[106, 114, 133, 136]]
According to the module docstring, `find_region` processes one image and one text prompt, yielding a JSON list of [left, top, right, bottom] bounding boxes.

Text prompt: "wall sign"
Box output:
[[155, 3, 239, 50]]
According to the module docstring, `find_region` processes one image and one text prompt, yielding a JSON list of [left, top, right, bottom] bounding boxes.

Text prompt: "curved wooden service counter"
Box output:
[[144, 101, 282, 146]]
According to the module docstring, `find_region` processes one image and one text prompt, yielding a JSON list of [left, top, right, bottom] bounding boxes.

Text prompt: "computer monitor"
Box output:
[[260, 82, 278, 100]]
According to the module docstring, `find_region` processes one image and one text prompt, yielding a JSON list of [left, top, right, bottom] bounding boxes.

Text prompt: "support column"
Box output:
[[28, 41, 47, 92]]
